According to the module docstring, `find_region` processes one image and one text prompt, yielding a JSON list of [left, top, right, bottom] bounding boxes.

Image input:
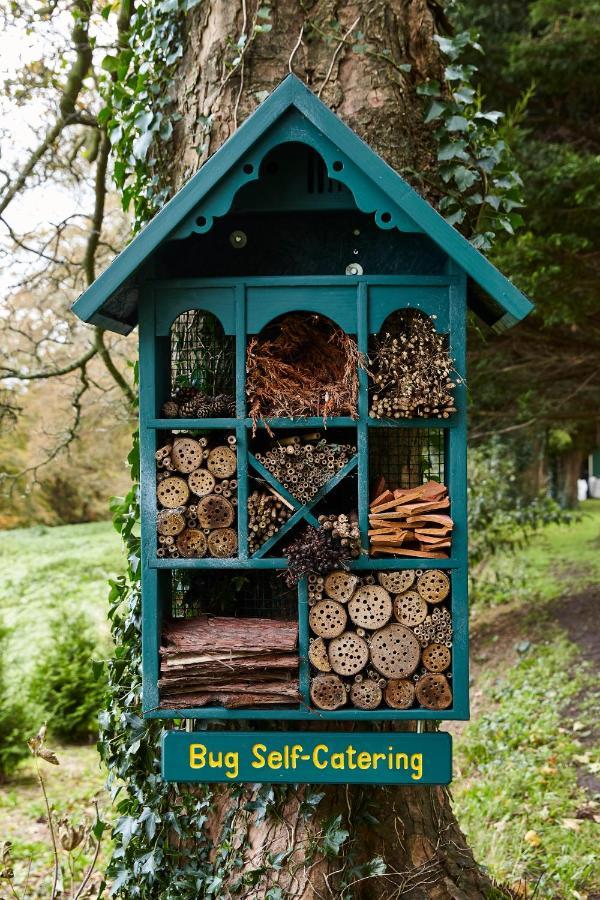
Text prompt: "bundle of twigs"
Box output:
[[246, 314, 363, 431]]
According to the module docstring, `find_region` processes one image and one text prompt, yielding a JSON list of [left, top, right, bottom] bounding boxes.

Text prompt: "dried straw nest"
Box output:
[[246, 313, 363, 430]]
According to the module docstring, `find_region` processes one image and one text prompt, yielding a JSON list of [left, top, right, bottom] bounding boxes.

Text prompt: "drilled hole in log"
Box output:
[[350, 678, 382, 709], [415, 673, 452, 709], [310, 674, 347, 710], [369, 624, 420, 679], [421, 643, 451, 673], [188, 468, 216, 497], [309, 600, 347, 639], [157, 509, 186, 536], [324, 570, 360, 603], [308, 637, 331, 672], [176, 529, 208, 558], [207, 445, 237, 479], [171, 438, 204, 473], [377, 570, 416, 593], [207, 527, 238, 558], [385, 678, 416, 709], [393, 590, 428, 627], [417, 570, 450, 604], [157, 476, 190, 508], [348, 585, 393, 630], [328, 631, 369, 676], [197, 494, 235, 529]]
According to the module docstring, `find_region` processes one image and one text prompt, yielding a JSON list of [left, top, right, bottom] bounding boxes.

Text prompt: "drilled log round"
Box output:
[[176, 528, 207, 558], [328, 631, 369, 676], [415, 673, 453, 709], [377, 570, 416, 593], [308, 637, 331, 672], [417, 570, 450, 604], [309, 600, 347, 639], [422, 643, 451, 673], [324, 570, 359, 603], [385, 679, 416, 709], [156, 476, 190, 508], [188, 468, 216, 497], [207, 527, 238, 558], [369, 624, 421, 679], [171, 437, 203, 473], [197, 494, 235, 529], [348, 585, 393, 630], [157, 509, 186, 536], [350, 678, 382, 710], [207, 445, 237, 479], [393, 590, 428, 627], [310, 674, 346, 711]]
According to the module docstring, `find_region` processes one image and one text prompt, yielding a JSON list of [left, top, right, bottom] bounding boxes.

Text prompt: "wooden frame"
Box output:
[[139, 270, 469, 720]]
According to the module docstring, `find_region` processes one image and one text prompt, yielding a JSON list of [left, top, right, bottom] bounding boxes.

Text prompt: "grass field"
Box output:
[[0, 508, 598, 897]]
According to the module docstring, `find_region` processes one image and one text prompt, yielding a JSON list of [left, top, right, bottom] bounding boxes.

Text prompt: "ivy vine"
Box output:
[[415, 30, 526, 250]]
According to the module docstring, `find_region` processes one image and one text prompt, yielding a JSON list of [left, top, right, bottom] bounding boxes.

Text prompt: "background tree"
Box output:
[[457, 0, 600, 504], [99, 3, 523, 897]]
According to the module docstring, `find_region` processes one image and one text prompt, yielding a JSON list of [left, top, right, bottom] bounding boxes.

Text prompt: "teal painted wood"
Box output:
[[235, 286, 249, 559], [151, 418, 238, 429], [70, 75, 533, 335], [148, 706, 464, 721], [246, 284, 357, 334], [369, 285, 451, 334], [297, 579, 310, 705], [139, 288, 161, 714], [155, 286, 236, 336], [444, 263, 469, 719], [246, 417, 357, 429], [162, 730, 452, 785], [148, 556, 458, 571], [357, 283, 370, 550], [368, 418, 455, 429]]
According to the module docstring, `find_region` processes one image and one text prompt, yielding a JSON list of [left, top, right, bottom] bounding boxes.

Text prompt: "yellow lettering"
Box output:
[[189, 743, 206, 769], [208, 751, 222, 768], [357, 752, 371, 770], [330, 752, 345, 769], [372, 752, 386, 769], [346, 746, 357, 769], [410, 753, 423, 781], [313, 744, 329, 769], [252, 743, 267, 768], [268, 751, 283, 769], [224, 752, 238, 779], [395, 752, 408, 769]]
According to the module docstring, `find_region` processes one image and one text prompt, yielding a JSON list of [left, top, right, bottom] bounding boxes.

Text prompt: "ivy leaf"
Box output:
[[416, 81, 440, 97], [437, 140, 468, 161], [445, 64, 468, 81], [101, 55, 119, 73], [475, 110, 504, 124], [444, 208, 466, 226], [134, 111, 153, 132], [452, 165, 478, 190], [110, 868, 130, 894], [321, 815, 349, 857], [133, 131, 153, 160], [424, 100, 446, 124], [447, 116, 469, 132], [452, 86, 475, 104], [139, 807, 160, 840], [114, 815, 138, 849]]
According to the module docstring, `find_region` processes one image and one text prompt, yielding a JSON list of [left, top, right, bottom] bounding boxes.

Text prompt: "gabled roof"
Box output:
[[71, 74, 533, 335]]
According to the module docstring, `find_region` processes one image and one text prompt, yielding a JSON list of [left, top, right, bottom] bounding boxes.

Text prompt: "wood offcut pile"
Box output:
[[368, 480, 453, 558], [246, 313, 363, 432], [160, 616, 299, 708]]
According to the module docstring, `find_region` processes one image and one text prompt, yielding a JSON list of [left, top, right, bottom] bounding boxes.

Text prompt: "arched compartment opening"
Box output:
[[162, 309, 235, 418], [246, 311, 360, 424], [368, 308, 457, 422]]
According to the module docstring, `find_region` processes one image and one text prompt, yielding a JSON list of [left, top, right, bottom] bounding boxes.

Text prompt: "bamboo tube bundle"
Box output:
[[160, 615, 299, 709], [155, 433, 238, 558], [368, 480, 453, 557], [256, 437, 355, 504], [247, 488, 293, 554]]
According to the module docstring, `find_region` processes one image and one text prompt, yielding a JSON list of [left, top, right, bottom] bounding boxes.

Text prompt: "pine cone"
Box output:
[[161, 400, 180, 418]]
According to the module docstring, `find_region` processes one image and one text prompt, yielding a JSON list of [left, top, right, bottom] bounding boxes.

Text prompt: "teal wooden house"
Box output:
[[72, 75, 532, 723]]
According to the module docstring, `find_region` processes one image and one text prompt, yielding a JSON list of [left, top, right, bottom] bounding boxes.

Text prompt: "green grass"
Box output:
[[0, 521, 122, 684], [454, 500, 600, 898], [0, 521, 122, 895]]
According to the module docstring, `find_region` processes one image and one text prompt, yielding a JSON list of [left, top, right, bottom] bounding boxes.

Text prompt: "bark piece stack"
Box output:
[[160, 615, 299, 708], [368, 480, 453, 558]]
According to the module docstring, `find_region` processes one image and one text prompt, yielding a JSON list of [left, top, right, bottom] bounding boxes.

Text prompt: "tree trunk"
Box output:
[[557, 447, 586, 508], [164, 3, 496, 897]]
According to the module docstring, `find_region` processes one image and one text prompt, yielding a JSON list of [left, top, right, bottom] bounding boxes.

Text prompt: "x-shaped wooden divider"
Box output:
[[247, 453, 359, 559]]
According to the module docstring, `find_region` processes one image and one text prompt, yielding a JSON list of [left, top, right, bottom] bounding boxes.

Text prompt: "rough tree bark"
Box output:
[[163, 3, 496, 897]]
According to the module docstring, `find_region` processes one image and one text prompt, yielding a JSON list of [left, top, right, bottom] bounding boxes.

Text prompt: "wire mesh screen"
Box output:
[[368, 428, 445, 491], [170, 309, 235, 395], [170, 571, 296, 620]]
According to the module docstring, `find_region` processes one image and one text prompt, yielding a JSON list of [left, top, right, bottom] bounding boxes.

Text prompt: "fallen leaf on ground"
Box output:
[[524, 830, 541, 847], [561, 818, 581, 832]]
